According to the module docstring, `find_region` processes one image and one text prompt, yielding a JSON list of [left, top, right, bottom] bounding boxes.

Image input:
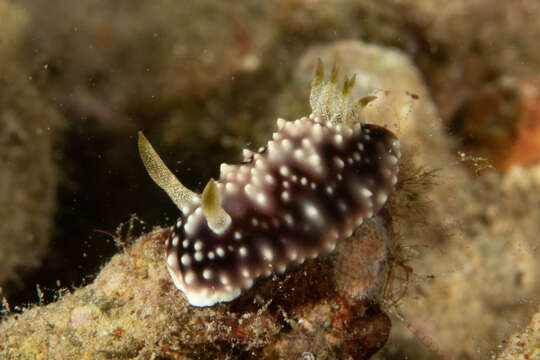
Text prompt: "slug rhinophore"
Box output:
[[138, 63, 401, 307]]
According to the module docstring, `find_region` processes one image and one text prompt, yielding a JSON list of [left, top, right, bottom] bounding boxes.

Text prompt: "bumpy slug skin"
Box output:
[[138, 62, 401, 307]]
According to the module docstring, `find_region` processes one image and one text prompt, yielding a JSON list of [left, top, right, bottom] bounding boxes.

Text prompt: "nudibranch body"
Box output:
[[139, 64, 401, 307]]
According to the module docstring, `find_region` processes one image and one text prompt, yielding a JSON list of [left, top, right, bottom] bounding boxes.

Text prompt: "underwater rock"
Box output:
[[0, 225, 394, 359]]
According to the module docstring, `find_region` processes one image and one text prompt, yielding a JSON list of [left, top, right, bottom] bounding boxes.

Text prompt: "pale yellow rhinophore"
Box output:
[[201, 179, 231, 235]]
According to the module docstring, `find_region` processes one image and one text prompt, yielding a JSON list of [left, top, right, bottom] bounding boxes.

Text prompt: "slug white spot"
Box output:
[[239, 247, 248, 257], [216, 247, 225, 257], [262, 246, 274, 261], [281, 215, 295, 228], [377, 193, 388, 205], [181, 254, 192, 266], [184, 271, 195, 285], [304, 203, 320, 221], [361, 188, 373, 198], [226, 182, 237, 194], [334, 157, 345, 169], [167, 253, 178, 268], [265, 174, 275, 184], [203, 269, 212, 280]]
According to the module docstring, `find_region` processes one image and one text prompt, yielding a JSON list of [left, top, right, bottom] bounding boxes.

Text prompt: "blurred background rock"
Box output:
[[0, 0, 63, 293], [1, 0, 539, 358]]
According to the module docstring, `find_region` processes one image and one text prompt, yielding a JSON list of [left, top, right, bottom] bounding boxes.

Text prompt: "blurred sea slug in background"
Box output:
[[138, 62, 401, 307]]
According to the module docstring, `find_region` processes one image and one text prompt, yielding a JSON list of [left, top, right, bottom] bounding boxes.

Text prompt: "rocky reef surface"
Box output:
[[1, 1, 539, 359]]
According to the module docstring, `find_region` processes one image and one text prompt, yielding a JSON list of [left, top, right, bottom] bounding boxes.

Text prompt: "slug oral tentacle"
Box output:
[[139, 64, 401, 307], [138, 131, 200, 214]]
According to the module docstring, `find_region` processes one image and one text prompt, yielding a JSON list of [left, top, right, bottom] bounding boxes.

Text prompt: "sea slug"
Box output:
[[138, 63, 401, 306]]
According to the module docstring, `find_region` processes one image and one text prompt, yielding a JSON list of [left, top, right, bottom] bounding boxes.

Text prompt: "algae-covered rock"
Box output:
[[0, 224, 394, 359], [2, 1, 540, 359]]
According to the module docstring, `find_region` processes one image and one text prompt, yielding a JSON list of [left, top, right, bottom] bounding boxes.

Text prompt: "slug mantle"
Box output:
[[138, 63, 401, 307]]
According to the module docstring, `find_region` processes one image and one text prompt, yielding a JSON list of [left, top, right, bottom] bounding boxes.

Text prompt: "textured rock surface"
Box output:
[[0, 224, 395, 359], [380, 164, 540, 359], [2, 1, 540, 358]]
